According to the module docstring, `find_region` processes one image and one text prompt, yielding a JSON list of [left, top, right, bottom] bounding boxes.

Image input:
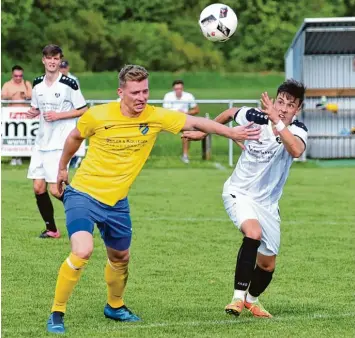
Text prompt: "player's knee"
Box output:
[[241, 220, 262, 240], [71, 231, 94, 259], [258, 262, 275, 272], [72, 246, 93, 260], [257, 257, 276, 272], [33, 182, 46, 195], [244, 228, 262, 240], [108, 249, 130, 263]]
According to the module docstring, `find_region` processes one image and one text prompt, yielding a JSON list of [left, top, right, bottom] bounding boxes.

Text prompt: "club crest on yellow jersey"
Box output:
[[139, 123, 149, 135]]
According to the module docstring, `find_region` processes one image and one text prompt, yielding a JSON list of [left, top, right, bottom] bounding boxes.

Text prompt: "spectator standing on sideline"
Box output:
[[163, 80, 199, 163], [1, 65, 33, 166]]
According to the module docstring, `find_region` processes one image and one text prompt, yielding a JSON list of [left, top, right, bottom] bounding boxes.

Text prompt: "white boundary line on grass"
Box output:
[[102, 312, 355, 331], [15, 216, 354, 225], [3, 312, 354, 334]]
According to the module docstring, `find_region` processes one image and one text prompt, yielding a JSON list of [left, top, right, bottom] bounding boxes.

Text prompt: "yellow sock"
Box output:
[[105, 259, 129, 308], [51, 253, 88, 313]]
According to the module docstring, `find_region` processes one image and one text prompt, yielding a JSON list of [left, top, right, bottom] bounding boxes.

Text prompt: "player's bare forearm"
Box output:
[[57, 106, 88, 120], [59, 128, 85, 169], [278, 128, 305, 158], [182, 115, 260, 141], [185, 108, 237, 138], [183, 116, 230, 136]]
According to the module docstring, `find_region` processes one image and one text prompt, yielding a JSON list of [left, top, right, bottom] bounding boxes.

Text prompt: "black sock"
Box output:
[[248, 265, 274, 297], [35, 192, 57, 232], [234, 237, 260, 291]]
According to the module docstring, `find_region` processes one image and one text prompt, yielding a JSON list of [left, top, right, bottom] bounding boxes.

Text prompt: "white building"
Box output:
[[285, 17, 355, 159]]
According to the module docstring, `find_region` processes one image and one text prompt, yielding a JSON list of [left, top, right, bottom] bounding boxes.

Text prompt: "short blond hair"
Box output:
[[119, 65, 149, 87]]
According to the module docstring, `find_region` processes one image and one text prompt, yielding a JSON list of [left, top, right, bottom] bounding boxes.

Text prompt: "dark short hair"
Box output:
[[12, 65, 24, 72], [172, 79, 184, 87], [60, 60, 69, 68], [42, 44, 63, 57], [277, 79, 306, 106]]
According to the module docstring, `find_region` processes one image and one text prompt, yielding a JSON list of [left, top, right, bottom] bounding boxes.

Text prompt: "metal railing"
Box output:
[[4, 98, 354, 160], [1, 99, 260, 166]]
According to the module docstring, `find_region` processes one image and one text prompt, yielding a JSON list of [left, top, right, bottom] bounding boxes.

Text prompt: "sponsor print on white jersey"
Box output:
[[162, 91, 197, 113], [31, 73, 86, 151], [223, 106, 308, 207]]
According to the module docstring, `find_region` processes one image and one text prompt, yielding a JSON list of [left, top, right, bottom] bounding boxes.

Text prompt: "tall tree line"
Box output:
[[2, 0, 353, 72]]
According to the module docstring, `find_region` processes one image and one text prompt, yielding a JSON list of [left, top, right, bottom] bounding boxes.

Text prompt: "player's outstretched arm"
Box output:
[[181, 115, 260, 142], [57, 128, 85, 194], [182, 107, 238, 140]]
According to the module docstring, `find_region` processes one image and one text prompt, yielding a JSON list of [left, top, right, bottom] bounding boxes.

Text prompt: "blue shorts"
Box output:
[[63, 185, 132, 251]]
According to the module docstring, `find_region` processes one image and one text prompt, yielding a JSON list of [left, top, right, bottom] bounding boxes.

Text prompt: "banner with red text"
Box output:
[[1, 107, 86, 157]]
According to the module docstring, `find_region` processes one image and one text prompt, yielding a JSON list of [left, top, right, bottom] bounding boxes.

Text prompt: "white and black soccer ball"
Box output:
[[199, 3, 238, 42]]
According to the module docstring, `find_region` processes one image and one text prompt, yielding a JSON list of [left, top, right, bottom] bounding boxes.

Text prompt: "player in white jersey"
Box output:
[[26, 44, 87, 239], [163, 80, 199, 163], [183, 79, 307, 318]]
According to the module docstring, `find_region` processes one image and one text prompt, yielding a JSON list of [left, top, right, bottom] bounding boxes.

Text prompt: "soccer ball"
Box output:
[[199, 3, 238, 42]]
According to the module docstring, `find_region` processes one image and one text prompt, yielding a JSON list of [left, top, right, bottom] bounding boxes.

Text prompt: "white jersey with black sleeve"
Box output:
[[31, 73, 86, 151], [223, 106, 308, 208]]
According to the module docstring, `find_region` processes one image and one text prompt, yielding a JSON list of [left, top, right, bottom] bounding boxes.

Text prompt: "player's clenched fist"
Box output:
[[44, 111, 60, 122], [26, 107, 40, 118]]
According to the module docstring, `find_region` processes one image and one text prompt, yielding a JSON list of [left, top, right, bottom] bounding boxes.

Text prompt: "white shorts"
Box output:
[[27, 149, 63, 183], [222, 193, 281, 256]]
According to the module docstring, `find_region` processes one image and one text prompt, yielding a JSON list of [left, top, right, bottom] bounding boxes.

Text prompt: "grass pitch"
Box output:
[[1, 161, 354, 337]]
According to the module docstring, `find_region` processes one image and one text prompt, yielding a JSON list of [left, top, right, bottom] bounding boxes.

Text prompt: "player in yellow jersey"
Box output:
[[46, 65, 261, 334]]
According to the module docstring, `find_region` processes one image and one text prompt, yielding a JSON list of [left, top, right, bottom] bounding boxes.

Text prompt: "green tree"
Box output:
[[1, 0, 352, 73], [1, 0, 33, 37], [343, 0, 355, 15], [102, 21, 224, 72]]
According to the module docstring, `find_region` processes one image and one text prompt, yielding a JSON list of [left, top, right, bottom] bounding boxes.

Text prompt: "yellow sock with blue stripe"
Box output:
[[51, 253, 88, 313], [105, 259, 128, 308]]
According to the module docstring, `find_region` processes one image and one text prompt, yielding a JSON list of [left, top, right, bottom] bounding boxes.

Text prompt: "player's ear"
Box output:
[[296, 101, 303, 114], [117, 88, 123, 98]]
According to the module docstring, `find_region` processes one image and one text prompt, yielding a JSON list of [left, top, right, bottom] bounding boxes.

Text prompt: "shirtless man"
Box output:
[[1, 65, 33, 165], [2, 65, 32, 106]]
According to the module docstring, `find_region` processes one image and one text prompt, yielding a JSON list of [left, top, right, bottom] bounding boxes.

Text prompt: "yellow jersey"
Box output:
[[71, 102, 187, 206]]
